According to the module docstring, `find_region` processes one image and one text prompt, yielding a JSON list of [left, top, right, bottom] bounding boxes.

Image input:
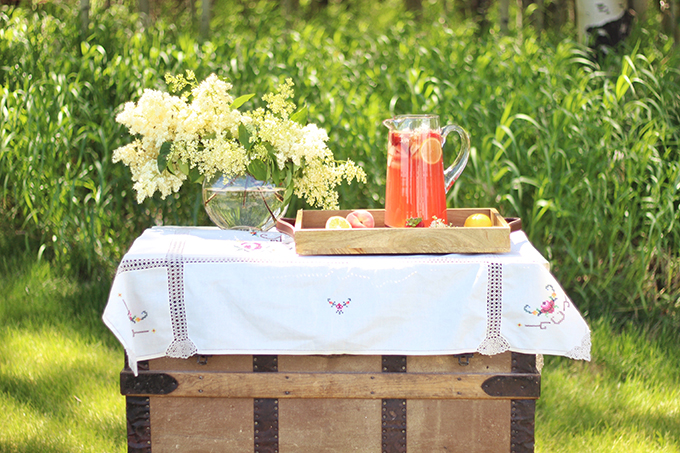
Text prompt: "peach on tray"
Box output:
[[346, 210, 375, 228]]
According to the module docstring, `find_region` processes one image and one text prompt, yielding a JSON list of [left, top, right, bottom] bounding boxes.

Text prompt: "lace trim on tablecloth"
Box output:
[[477, 262, 510, 355], [565, 331, 592, 361], [165, 238, 198, 359], [116, 258, 168, 275]]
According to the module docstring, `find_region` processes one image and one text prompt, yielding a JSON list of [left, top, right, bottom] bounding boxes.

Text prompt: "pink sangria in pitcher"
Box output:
[[383, 115, 470, 228]]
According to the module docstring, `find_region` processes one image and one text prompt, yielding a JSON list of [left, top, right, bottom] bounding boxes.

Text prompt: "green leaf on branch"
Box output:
[[239, 124, 254, 150], [230, 93, 256, 110], [157, 142, 172, 173], [189, 166, 204, 184], [290, 105, 308, 125], [247, 159, 269, 181], [177, 161, 190, 176], [283, 184, 294, 207], [285, 163, 294, 187], [265, 143, 277, 159], [271, 163, 284, 185]]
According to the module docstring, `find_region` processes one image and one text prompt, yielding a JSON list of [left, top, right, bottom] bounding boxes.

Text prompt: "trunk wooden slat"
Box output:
[[121, 352, 540, 452], [123, 370, 539, 400]]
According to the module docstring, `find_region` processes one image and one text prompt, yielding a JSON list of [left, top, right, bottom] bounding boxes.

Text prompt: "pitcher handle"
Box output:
[[441, 124, 470, 193]]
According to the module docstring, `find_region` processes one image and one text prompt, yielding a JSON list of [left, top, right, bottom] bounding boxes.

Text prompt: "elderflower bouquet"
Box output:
[[113, 71, 365, 210]]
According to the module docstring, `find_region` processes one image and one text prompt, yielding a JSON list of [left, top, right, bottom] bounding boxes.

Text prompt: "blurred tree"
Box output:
[[631, 0, 649, 19], [309, 0, 329, 16], [500, 0, 510, 33], [459, 0, 491, 33], [546, 0, 574, 30], [405, 0, 423, 19], [519, 0, 543, 30], [80, 0, 89, 37], [139, 0, 151, 27], [186, 0, 197, 30], [282, 0, 300, 16], [201, 0, 211, 39], [659, 0, 679, 44], [515, 0, 576, 33]]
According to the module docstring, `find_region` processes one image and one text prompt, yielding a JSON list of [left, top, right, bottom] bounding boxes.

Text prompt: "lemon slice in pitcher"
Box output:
[[418, 137, 443, 165]]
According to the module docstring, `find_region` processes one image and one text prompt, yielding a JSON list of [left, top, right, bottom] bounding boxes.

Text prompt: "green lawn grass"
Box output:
[[0, 242, 126, 453], [1, 239, 678, 452], [537, 317, 680, 452]]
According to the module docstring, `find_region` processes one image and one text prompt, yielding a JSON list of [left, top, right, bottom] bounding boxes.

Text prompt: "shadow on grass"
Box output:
[[0, 227, 122, 351], [0, 439, 74, 453], [0, 324, 126, 451]]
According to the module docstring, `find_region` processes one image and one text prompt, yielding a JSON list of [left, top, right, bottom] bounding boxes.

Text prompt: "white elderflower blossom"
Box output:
[[113, 73, 365, 208], [262, 78, 296, 118], [131, 160, 185, 203], [112, 141, 186, 203], [115, 89, 185, 148]]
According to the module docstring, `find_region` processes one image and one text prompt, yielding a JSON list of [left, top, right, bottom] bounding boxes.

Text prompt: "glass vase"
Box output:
[[202, 173, 288, 231]]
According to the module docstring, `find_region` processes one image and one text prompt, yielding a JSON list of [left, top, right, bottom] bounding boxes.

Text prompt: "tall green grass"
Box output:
[[1, 1, 679, 323]]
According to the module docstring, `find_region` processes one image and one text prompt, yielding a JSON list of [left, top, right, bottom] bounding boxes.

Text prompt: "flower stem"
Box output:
[[257, 186, 278, 225], [241, 176, 249, 208]]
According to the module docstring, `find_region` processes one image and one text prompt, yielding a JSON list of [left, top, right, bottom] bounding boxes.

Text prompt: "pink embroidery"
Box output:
[[120, 294, 148, 323], [524, 285, 558, 316], [540, 300, 556, 314], [240, 242, 263, 251], [524, 285, 566, 329], [328, 298, 351, 315]]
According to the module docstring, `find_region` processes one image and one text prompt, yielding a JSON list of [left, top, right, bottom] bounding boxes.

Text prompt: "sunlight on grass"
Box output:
[[537, 318, 680, 453], [0, 322, 126, 452]]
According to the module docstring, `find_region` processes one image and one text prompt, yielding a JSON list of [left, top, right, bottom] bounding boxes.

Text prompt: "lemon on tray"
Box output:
[[464, 213, 493, 227], [325, 216, 352, 229]]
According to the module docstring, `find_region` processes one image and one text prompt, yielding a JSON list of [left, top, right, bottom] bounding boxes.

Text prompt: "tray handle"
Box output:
[[505, 217, 522, 232], [276, 217, 296, 237]]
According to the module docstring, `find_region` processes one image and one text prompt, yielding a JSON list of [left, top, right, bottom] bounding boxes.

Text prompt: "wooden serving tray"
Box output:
[[276, 208, 515, 255]]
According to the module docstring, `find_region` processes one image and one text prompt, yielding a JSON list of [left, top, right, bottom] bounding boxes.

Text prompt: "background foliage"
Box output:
[[1, 0, 679, 331]]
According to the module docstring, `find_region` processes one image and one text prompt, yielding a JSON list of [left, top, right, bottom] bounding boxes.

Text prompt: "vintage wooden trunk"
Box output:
[[121, 352, 540, 453]]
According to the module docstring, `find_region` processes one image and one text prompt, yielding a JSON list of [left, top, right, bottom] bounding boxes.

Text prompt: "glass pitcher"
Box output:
[[383, 114, 470, 228]]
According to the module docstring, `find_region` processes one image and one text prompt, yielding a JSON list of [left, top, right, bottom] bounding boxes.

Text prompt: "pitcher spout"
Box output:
[[382, 118, 397, 130]]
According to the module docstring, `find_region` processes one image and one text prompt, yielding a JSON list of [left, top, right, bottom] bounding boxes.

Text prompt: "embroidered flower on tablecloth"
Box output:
[[540, 299, 556, 314], [524, 285, 558, 316], [328, 298, 350, 315], [238, 241, 263, 251], [120, 294, 149, 323], [118, 293, 155, 336], [235, 233, 293, 252], [522, 285, 569, 329]]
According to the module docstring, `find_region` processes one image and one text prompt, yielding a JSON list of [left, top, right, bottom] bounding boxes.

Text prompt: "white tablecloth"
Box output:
[[103, 226, 591, 375]]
